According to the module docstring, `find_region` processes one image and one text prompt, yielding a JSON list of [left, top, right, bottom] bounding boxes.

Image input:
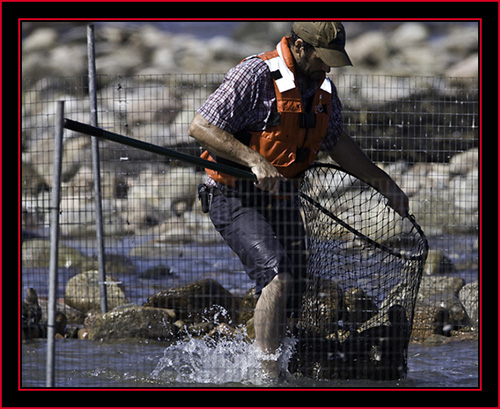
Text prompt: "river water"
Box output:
[[21, 234, 478, 389], [21, 336, 478, 388]]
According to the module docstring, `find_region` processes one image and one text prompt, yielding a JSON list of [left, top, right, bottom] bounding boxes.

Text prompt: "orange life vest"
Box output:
[[201, 36, 332, 186]]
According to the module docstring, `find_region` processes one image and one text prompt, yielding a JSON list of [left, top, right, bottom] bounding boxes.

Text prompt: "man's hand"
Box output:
[[249, 157, 285, 194], [190, 113, 285, 194]]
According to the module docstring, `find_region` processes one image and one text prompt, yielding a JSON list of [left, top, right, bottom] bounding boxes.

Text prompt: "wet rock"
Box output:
[[38, 297, 86, 325], [411, 305, 451, 341], [459, 280, 479, 327], [144, 278, 238, 324], [65, 270, 128, 313], [22, 288, 43, 339], [85, 306, 177, 341], [139, 264, 172, 279], [204, 322, 251, 343], [300, 279, 347, 336], [240, 288, 258, 325]]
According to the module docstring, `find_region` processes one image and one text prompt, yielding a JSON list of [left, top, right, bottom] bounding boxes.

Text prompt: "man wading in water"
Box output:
[[189, 22, 409, 379]]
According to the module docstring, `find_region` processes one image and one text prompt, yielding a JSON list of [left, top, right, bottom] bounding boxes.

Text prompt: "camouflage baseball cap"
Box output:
[[292, 21, 353, 67]]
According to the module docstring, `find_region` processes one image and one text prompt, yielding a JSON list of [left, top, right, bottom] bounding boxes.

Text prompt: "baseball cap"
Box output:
[[292, 21, 353, 67]]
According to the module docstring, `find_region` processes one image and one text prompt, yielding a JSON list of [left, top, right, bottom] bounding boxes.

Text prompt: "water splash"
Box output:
[[151, 327, 297, 386]]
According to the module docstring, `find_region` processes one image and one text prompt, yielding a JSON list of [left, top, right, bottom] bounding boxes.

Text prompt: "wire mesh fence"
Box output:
[[21, 73, 479, 387]]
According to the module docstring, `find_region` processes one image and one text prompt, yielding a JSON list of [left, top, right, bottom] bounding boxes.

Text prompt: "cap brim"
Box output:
[[315, 47, 353, 68]]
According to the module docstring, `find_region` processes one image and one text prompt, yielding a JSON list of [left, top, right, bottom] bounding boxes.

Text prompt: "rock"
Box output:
[[65, 270, 128, 313], [347, 31, 390, 68], [300, 279, 347, 336], [389, 22, 430, 49], [459, 280, 479, 327], [450, 169, 479, 212], [85, 306, 177, 341], [446, 54, 478, 78], [22, 288, 43, 339], [411, 305, 451, 341], [78, 328, 89, 340], [423, 333, 448, 345], [21, 161, 48, 195], [423, 249, 454, 275], [240, 288, 258, 324], [245, 317, 255, 340], [204, 322, 250, 343], [417, 276, 465, 301], [144, 278, 238, 324], [58, 196, 132, 238], [344, 287, 379, 326], [21, 239, 94, 270], [449, 148, 479, 176], [139, 264, 172, 280], [54, 311, 68, 337], [23, 27, 58, 53], [125, 167, 202, 229], [38, 297, 86, 325]]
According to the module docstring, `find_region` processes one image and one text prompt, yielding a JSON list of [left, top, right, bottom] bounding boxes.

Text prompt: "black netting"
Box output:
[[291, 163, 428, 380]]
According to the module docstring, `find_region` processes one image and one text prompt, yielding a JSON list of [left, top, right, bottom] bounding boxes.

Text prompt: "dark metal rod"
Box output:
[[46, 101, 65, 387], [63, 118, 257, 181], [87, 24, 108, 314]]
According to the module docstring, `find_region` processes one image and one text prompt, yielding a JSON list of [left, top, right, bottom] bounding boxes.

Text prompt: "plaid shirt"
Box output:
[[198, 57, 344, 153]]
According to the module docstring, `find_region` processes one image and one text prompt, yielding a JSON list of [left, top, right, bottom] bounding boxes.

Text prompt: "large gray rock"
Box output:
[[144, 278, 238, 324], [85, 306, 177, 341], [65, 270, 128, 313]]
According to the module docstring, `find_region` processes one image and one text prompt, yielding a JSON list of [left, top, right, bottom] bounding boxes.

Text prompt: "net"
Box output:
[[292, 163, 429, 380]]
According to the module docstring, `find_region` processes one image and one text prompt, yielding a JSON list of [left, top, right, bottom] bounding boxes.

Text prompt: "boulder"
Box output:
[[65, 270, 128, 313], [411, 305, 451, 341], [144, 278, 238, 324], [448, 148, 479, 176], [21, 239, 94, 270], [85, 306, 177, 341], [417, 276, 465, 301]]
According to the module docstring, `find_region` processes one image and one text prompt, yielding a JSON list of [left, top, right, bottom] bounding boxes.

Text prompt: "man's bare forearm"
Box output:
[[189, 113, 284, 192], [329, 131, 409, 216]]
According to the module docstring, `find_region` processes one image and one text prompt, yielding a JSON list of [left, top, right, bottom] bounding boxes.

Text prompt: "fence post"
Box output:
[[46, 101, 64, 387], [87, 24, 108, 313]]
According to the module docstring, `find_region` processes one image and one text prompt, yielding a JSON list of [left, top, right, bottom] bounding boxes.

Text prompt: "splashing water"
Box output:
[[151, 327, 297, 386]]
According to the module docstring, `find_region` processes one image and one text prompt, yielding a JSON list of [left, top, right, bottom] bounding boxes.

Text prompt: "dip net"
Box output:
[[292, 163, 429, 380]]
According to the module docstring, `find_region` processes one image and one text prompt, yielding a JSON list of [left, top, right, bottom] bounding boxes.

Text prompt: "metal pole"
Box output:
[[87, 24, 108, 313], [46, 101, 64, 387], [63, 119, 257, 181]]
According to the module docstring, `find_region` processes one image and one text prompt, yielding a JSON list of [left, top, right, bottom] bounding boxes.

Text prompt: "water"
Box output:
[[21, 232, 478, 389], [21, 336, 478, 388]]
